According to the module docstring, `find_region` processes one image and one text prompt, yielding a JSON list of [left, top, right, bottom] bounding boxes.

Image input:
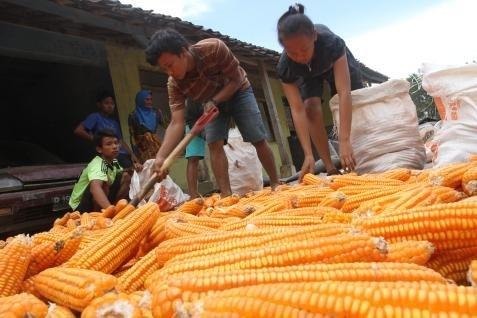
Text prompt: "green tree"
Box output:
[[407, 73, 439, 122]]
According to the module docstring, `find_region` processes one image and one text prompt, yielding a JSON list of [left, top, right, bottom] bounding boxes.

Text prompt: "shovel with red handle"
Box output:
[[130, 105, 219, 207]]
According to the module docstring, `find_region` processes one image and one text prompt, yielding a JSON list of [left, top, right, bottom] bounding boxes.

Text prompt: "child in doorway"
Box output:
[[74, 91, 140, 171], [69, 129, 131, 212]]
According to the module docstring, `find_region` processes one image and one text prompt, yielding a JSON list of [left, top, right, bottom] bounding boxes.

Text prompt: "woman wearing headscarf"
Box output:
[[128, 89, 163, 163]]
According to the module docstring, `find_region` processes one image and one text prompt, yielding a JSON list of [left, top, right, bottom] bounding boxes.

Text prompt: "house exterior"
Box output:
[[0, 0, 388, 191]]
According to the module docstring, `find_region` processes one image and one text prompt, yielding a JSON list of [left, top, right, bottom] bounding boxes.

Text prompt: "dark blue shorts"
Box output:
[[204, 86, 267, 144]]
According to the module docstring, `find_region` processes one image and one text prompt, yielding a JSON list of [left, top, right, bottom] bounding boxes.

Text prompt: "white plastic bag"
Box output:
[[223, 128, 263, 195], [129, 159, 189, 210], [329, 79, 426, 174], [421, 63, 477, 167]]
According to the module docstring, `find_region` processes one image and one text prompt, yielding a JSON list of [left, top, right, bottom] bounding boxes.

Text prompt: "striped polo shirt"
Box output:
[[167, 38, 250, 112]]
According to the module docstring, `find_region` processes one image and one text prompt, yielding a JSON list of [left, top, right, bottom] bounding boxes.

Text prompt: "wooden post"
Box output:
[[257, 60, 295, 177]]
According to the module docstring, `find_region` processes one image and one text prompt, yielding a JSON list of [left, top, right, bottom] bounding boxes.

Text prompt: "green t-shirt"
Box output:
[[69, 156, 123, 210]]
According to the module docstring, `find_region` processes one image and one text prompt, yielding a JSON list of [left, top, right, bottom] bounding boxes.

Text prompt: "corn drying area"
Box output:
[[1, 158, 477, 317]]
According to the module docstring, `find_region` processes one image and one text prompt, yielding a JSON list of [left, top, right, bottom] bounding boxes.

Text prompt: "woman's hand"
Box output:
[[299, 155, 315, 182], [339, 140, 356, 172]]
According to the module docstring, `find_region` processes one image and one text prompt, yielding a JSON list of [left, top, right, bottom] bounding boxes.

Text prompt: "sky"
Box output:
[[125, 0, 476, 78]]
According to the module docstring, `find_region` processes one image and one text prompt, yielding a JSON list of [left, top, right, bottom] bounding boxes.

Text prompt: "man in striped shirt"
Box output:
[[145, 28, 279, 196]]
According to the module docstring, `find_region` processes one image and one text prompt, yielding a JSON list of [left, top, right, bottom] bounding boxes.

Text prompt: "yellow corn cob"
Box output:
[[462, 166, 477, 195], [427, 246, 477, 284], [175, 197, 204, 215], [21, 276, 43, 299], [33, 267, 117, 312], [135, 213, 172, 257], [317, 191, 347, 209], [353, 201, 477, 250], [164, 218, 217, 240], [302, 173, 327, 185], [46, 303, 76, 318], [203, 193, 221, 207], [111, 203, 136, 221], [171, 281, 477, 317], [158, 224, 354, 273], [81, 292, 143, 318], [116, 247, 161, 293], [430, 161, 477, 188], [381, 186, 427, 213], [385, 240, 435, 265], [0, 293, 48, 317], [152, 262, 446, 318], [340, 187, 406, 212], [328, 175, 404, 189], [377, 168, 412, 181], [468, 260, 477, 286], [52, 229, 83, 266], [213, 194, 240, 207], [64, 202, 158, 273], [338, 184, 387, 196], [160, 232, 387, 277], [260, 206, 340, 218], [289, 188, 335, 208], [218, 215, 326, 231], [210, 204, 255, 218], [128, 291, 153, 318], [174, 212, 225, 228], [100, 204, 117, 219], [431, 185, 464, 203], [0, 234, 32, 296]]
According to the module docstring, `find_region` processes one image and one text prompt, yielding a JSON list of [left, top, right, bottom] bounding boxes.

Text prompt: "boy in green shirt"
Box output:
[[69, 129, 130, 212]]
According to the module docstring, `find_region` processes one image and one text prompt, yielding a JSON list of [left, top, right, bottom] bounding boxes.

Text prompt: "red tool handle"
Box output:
[[190, 105, 219, 135]]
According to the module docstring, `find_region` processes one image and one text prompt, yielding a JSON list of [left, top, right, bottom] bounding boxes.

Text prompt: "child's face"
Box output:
[[282, 33, 316, 65], [157, 49, 188, 80], [98, 97, 115, 115], [97, 136, 120, 160]]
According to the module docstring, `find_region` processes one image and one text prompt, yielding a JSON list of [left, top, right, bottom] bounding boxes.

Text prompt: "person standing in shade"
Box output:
[[128, 89, 163, 163]]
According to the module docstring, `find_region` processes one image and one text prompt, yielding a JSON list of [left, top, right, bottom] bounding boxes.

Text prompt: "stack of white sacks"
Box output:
[[330, 79, 426, 174], [422, 63, 477, 167]]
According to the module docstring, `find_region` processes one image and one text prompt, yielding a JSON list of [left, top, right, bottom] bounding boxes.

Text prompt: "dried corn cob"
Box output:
[[175, 197, 204, 215], [164, 218, 217, 239], [427, 246, 477, 284], [462, 166, 477, 195], [340, 187, 405, 212], [159, 224, 354, 273], [318, 191, 347, 209], [0, 293, 47, 317], [385, 240, 435, 265], [0, 234, 32, 296], [160, 232, 387, 277], [213, 194, 240, 207], [116, 247, 161, 293], [33, 267, 117, 311], [171, 281, 477, 317], [112, 203, 136, 221], [65, 202, 158, 273], [377, 168, 412, 181], [81, 292, 143, 318], [46, 303, 76, 318], [430, 162, 477, 188], [152, 262, 446, 317], [328, 175, 404, 189], [353, 201, 477, 251], [302, 173, 327, 185]]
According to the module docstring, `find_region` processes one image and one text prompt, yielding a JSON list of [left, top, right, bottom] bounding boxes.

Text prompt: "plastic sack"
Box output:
[[223, 128, 263, 195], [421, 63, 477, 167], [129, 159, 189, 210], [418, 121, 439, 163], [329, 79, 426, 174]]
